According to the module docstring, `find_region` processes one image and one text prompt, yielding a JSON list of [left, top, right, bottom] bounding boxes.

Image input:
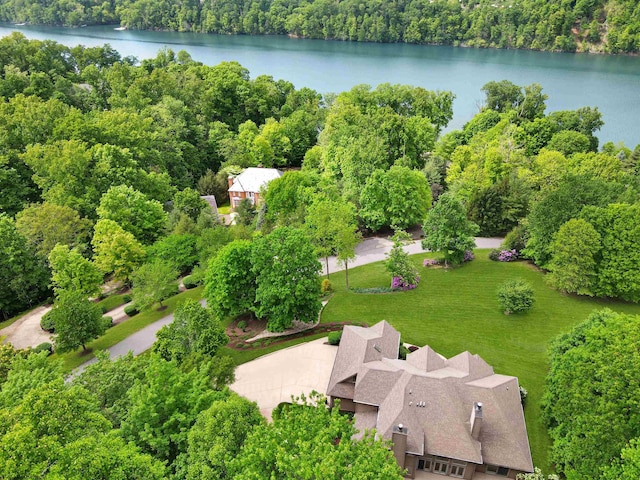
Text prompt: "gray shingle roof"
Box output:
[[328, 321, 533, 473]]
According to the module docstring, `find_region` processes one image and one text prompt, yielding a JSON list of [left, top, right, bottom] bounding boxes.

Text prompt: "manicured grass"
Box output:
[[219, 332, 331, 365], [218, 202, 232, 214], [96, 293, 130, 313], [322, 250, 640, 471], [54, 287, 204, 372]]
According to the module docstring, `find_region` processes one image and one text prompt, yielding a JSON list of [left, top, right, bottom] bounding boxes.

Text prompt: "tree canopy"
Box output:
[[542, 309, 640, 479], [251, 227, 321, 332]]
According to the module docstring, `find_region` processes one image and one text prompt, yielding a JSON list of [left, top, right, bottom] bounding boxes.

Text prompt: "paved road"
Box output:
[[72, 299, 206, 376], [73, 237, 502, 374]]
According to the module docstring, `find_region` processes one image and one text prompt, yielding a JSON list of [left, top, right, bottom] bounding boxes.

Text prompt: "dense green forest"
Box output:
[[1, 0, 640, 53]]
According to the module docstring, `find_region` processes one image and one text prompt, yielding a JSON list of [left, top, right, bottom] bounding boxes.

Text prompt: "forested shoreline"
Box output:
[[1, 0, 640, 54], [0, 30, 640, 478]]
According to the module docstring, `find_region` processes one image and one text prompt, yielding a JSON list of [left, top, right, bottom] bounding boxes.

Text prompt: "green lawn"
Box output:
[[217, 202, 232, 214], [321, 249, 640, 471], [54, 287, 204, 371], [96, 293, 130, 313], [219, 331, 331, 365]]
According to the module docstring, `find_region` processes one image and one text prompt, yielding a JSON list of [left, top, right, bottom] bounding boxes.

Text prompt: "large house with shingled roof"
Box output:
[[327, 321, 534, 479], [227, 167, 282, 210]]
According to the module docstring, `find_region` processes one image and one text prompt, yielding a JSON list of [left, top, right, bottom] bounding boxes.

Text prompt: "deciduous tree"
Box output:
[[421, 194, 478, 265], [229, 392, 403, 479], [359, 165, 431, 232], [542, 309, 640, 479], [131, 260, 178, 310], [48, 244, 102, 298], [251, 227, 321, 332], [183, 394, 264, 480], [153, 299, 228, 363], [92, 219, 146, 283], [546, 218, 601, 296], [97, 185, 167, 244], [120, 355, 224, 472], [50, 290, 105, 352], [0, 214, 50, 319], [205, 240, 255, 319], [305, 197, 359, 278], [15, 202, 92, 258]]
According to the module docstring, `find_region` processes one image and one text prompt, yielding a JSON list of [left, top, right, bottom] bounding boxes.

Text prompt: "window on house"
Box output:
[[486, 465, 510, 476], [433, 458, 448, 475], [418, 456, 433, 471], [450, 462, 466, 478]]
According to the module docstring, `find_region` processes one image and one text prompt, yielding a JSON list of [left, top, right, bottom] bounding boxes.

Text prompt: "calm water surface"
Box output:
[[2, 24, 639, 146]]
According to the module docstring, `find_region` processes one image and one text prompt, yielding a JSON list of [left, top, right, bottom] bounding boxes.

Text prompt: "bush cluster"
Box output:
[[423, 258, 441, 267], [328, 331, 342, 345], [32, 342, 53, 356], [40, 310, 55, 333], [497, 279, 535, 314], [350, 287, 394, 294], [101, 316, 114, 329], [182, 275, 199, 289], [489, 249, 519, 262], [391, 276, 420, 290], [124, 304, 139, 317]]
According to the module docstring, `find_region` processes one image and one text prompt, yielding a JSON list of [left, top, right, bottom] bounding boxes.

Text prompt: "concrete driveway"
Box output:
[[230, 337, 338, 419], [0, 305, 53, 349]]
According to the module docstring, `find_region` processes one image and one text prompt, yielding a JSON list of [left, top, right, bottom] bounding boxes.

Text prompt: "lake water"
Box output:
[[2, 24, 639, 147]]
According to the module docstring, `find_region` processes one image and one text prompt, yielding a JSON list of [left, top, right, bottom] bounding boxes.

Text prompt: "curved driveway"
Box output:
[[72, 237, 502, 377]]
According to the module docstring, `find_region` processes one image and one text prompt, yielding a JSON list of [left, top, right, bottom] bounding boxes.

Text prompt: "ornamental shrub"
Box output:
[[122, 294, 132, 303], [502, 225, 528, 253], [463, 250, 475, 262], [101, 316, 114, 330], [328, 331, 342, 345], [40, 310, 55, 333], [351, 287, 394, 294], [124, 303, 139, 317], [423, 258, 441, 267], [321, 279, 333, 294], [33, 342, 53, 356], [497, 279, 535, 314], [498, 249, 518, 262], [182, 275, 198, 289], [391, 275, 420, 290], [490, 249, 519, 262], [237, 320, 247, 331]]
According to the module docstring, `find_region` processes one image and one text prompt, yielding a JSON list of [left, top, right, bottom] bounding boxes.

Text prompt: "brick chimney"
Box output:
[[392, 424, 408, 471], [227, 175, 235, 189], [470, 402, 483, 440]]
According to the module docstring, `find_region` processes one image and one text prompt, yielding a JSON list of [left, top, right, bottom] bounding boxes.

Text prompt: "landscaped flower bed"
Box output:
[[391, 276, 420, 290]]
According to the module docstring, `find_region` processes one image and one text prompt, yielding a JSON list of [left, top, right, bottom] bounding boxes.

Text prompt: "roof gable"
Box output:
[[329, 323, 533, 473], [228, 167, 283, 193]]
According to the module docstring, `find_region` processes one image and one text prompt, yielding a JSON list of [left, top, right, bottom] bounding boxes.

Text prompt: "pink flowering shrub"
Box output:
[[423, 258, 441, 267], [391, 276, 420, 290]]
